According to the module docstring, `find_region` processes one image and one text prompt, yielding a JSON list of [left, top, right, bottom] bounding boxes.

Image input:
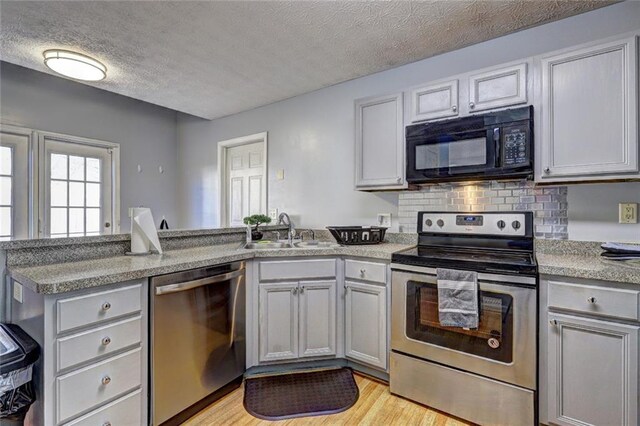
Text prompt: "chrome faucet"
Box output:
[[299, 229, 315, 241], [277, 212, 294, 244]]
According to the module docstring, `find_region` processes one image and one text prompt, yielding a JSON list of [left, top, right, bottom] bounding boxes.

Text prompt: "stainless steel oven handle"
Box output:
[[155, 269, 244, 295]]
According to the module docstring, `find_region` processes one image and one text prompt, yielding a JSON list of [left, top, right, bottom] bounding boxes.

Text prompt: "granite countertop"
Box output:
[[9, 242, 413, 295], [536, 239, 640, 285]]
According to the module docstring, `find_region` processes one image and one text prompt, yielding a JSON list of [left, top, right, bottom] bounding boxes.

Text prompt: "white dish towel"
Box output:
[[437, 268, 479, 329]]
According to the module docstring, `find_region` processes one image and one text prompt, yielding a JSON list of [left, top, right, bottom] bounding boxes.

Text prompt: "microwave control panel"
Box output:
[[502, 125, 529, 166]]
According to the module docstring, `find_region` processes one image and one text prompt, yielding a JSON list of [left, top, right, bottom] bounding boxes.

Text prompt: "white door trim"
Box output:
[[37, 130, 121, 236], [217, 132, 268, 227]]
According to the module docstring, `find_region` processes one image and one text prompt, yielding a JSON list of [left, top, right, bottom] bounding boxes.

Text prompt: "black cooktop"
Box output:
[[392, 245, 537, 276]]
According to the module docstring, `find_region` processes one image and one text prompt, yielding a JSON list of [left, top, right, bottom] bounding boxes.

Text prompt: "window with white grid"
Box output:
[[49, 153, 104, 237], [0, 127, 30, 240], [42, 135, 116, 238]]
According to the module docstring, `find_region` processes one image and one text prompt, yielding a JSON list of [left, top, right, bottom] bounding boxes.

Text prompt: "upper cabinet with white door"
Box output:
[[537, 36, 639, 182], [408, 60, 530, 123], [355, 93, 405, 190]]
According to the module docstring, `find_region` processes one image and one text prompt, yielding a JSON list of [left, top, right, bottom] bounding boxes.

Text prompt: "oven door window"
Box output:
[[406, 280, 513, 363]]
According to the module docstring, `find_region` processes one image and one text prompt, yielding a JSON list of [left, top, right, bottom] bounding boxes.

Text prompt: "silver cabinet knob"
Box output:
[[544, 167, 551, 174], [549, 319, 558, 326], [396, 177, 402, 183], [360, 269, 366, 277], [103, 422, 112, 426], [344, 285, 350, 292], [101, 302, 111, 311], [451, 105, 457, 112], [587, 297, 597, 304], [101, 337, 111, 346], [300, 286, 305, 294], [291, 287, 298, 295], [101, 375, 111, 385], [469, 101, 475, 109]]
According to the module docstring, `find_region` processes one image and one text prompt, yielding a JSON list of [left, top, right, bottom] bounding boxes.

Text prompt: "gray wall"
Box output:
[[0, 62, 179, 231], [176, 2, 640, 242]]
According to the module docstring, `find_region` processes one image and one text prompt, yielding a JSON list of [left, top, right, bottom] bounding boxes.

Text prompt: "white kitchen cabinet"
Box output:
[[468, 62, 528, 113], [354, 93, 405, 190], [547, 312, 638, 426], [538, 36, 638, 182], [344, 280, 387, 370], [10, 279, 147, 426], [299, 280, 337, 358], [409, 79, 459, 122], [258, 281, 299, 362]]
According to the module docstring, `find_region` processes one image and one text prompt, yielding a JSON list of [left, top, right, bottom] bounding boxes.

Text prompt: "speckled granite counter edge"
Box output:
[[536, 239, 640, 285], [9, 243, 414, 295]]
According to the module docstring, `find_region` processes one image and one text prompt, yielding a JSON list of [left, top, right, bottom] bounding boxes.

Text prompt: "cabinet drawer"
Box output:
[[548, 280, 640, 321], [259, 259, 336, 281], [56, 284, 142, 334], [56, 347, 142, 424], [57, 316, 142, 372], [345, 260, 387, 284], [64, 389, 142, 426]]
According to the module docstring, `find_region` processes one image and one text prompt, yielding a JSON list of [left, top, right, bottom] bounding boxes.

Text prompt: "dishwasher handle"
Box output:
[[155, 269, 244, 295]]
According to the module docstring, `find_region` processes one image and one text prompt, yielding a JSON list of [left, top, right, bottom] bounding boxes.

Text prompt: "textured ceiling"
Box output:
[[0, 1, 613, 119]]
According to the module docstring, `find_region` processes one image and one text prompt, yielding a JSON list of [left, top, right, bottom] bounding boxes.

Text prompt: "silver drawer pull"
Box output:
[[101, 375, 111, 385], [549, 319, 558, 326], [587, 297, 597, 304], [101, 336, 111, 346], [360, 269, 366, 276], [101, 302, 111, 311]]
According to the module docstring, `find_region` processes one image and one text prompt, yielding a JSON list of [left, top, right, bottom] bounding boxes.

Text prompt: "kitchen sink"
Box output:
[[244, 242, 292, 249], [294, 241, 340, 249]]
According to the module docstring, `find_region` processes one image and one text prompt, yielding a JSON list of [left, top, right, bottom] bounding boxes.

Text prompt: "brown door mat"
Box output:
[[243, 367, 359, 421]]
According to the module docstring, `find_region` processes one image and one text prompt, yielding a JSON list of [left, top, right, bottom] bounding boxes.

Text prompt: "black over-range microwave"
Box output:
[[405, 106, 534, 183]]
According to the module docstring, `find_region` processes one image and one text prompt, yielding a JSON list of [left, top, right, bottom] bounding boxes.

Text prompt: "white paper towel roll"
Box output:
[[130, 207, 163, 254]]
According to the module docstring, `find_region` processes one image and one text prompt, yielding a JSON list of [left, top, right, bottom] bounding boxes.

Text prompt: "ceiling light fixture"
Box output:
[[43, 49, 107, 81]]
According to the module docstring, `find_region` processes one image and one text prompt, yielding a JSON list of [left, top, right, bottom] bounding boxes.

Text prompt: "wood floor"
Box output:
[[184, 373, 471, 426]]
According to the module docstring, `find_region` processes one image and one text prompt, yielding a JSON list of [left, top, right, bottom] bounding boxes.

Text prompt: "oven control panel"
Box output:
[[419, 212, 528, 236]]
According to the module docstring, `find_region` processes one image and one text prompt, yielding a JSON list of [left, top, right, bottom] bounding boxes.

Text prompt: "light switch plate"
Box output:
[[619, 203, 638, 224], [377, 213, 392, 227], [13, 282, 23, 303]]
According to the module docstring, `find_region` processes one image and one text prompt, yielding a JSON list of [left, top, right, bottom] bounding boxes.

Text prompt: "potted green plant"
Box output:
[[243, 214, 272, 241]]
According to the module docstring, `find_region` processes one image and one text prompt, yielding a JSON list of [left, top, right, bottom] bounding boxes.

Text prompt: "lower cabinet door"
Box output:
[[299, 280, 336, 358], [548, 313, 639, 426], [259, 282, 299, 362], [344, 281, 387, 370]]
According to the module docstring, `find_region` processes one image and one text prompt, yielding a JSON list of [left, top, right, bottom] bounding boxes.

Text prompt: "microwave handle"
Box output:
[[493, 127, 501, 167]]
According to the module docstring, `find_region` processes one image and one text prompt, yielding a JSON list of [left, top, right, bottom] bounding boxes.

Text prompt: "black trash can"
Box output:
[[0, 323, 40, 425]]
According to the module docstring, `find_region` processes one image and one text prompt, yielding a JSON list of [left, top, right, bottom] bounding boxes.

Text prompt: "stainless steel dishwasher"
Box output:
[[150, 261, 245, 425]]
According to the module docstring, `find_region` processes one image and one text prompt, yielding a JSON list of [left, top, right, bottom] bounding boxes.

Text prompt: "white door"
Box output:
[[548, 313, 638, 426], [409, 79, 459, 122], [539, 37, 638, 181], [299, 280, 336, 358], [225, 141, 265, 227], [467, 62, 527, 113], [344, 280, 387, 370], [354, 93, 405, 189], [259, 281, 299, 362], [0, 126, 31, 240], [42, 137, 114, 237]]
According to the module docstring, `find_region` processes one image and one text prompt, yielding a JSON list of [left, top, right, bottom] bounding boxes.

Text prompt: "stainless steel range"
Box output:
[[390, 211, 537, 426]]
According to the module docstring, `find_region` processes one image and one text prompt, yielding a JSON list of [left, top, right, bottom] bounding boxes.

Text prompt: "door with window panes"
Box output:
[[43, 138, 113, 237], [0, 128, 30, 240]]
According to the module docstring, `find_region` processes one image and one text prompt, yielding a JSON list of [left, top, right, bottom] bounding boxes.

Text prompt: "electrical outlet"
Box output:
[[13, 282, 23, 303], [619, 203, 638, 224], [276, 169, 285, 180], [269, 208, 279, 221], [377, 213, 392, 227]]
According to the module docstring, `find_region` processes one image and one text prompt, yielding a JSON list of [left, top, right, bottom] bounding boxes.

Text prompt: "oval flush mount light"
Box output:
[[43, 49, 107, 81]]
